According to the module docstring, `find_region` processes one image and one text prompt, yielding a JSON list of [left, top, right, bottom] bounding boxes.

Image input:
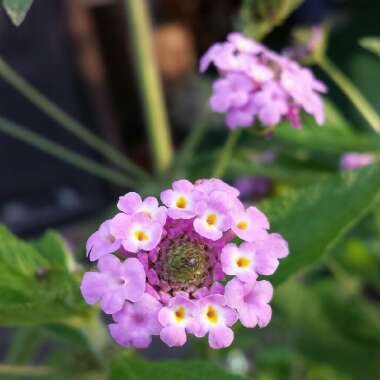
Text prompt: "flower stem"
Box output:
[[0, 56, 148, 180], [124, 0, 174, 173], [0, 364, 52, 376], [318, 57, 380, 134], [0, 116, 134, 187], [212, 129, 242, 178], [172, 116, 209, 177]]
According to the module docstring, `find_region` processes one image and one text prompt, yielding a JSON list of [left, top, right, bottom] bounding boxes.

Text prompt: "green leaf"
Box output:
[[0, 225, 91, 326], [110, 355, 247, 380], [259, 162, 380, 285], [2, 0, 34, 26], [31, 230, 74, 270], [360, 37, 380, 59], [275, 280, 380, 376]]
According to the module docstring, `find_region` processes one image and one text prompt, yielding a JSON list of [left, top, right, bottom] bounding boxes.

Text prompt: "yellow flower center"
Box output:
[[134, 230, 148, 242], [206, 214, 217, 226], [176, 196, 187, 209], [174, 306, 186, 322], [237, 220, 249, 230], [206, 305, 218, 324], [236, 257, 250, 268]]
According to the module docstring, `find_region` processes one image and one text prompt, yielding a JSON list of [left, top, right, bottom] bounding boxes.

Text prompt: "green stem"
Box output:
[[318, 57, 380, 134], [0, 56, 148, 180], [173, 117, 208, 177], [212, 130, 242, 178], [0, 116, 133, 187], [0, 364, 52, 376], [124, 0, 174, 173]]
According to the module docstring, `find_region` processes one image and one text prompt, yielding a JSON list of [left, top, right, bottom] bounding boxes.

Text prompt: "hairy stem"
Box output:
[[124, 0, 174, 173]]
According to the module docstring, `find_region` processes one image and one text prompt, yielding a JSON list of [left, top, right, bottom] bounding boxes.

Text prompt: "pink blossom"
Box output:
[[80, 254, 146, 314], [158, 295, 196, 347], [230, 206, 269, 242], [221, 239, 286, 281], [117, 192, 167, 225], [111, 212, 163, 253], [193, 193, 231, 241], [109, 293, 162, 348], [189, 294, 237, 349], [340, 152, 375, 171], [225, 278, 273, 328], [220, 243, 257, 283], [227, 32, 263, 54], [86, 219, 121, 262], [200, 32, 326, 130], [161, 179, 203, 219], [210, 73, 254, 113], [195, 178, 240, 198]]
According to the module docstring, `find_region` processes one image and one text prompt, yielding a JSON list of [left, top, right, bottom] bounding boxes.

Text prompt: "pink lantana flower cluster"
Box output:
[[200, 32, 327, 130], [80, 179, 289, 349]]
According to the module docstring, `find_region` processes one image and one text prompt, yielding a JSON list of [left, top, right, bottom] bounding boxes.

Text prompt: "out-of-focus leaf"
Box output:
[[306, 365, 353, 380], [360, 37, 380, 59], [0, 225, 91, 326], [275, 280, 380, 376], [2, 0, 33, 26], [259, 162, 380, 285], [110, 355, 247, 380], [31, 230, 74, 271]]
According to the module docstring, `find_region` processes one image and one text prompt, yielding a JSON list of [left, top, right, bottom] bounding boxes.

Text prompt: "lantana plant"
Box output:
[[200, 32, 326, 130], [81, 178, 288, 349]]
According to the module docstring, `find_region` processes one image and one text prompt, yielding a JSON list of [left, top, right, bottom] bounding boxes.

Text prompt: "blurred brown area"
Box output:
[[80, 0, 241, 143]]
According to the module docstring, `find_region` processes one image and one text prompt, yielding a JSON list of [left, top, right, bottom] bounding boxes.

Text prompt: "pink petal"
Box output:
[[160, 326, 187, 347], [209, 326, 234, 349]]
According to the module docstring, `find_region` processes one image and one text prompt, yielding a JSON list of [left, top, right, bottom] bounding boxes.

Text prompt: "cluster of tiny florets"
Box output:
[[200, 32, 326, 130], [80, 178, 289, 349]]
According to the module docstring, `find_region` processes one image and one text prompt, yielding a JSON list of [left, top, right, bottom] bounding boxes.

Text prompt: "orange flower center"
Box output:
[[206, 306, 218, 324], [236, 257, 250, 268], [206, 214, 217, 226], [176, 196, 187, 209], [134, 230, 148, 241], [237, 220, 249, 230], [175, 306, 186, 322]]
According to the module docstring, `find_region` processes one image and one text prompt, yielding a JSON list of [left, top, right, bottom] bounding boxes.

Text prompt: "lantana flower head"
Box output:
[[81, 178, 289, 349], [200, 32, 327, 130]]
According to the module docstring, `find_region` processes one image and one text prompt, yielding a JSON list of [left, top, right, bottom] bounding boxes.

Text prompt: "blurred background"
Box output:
[[0, 1, 380, 379]]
